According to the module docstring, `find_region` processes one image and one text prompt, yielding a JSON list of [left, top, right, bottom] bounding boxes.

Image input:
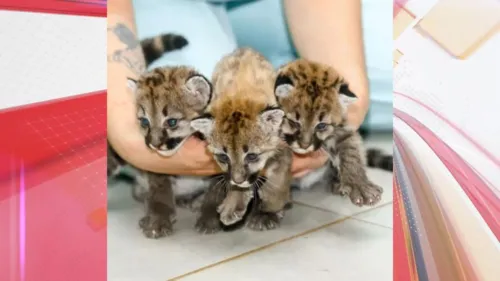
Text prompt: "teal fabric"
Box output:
[[132, 0, 236, 77], [132, 0, 392, 131]]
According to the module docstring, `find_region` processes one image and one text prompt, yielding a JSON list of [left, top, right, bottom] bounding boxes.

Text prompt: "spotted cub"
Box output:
[[109, 66, 214, 238], [274, 59, 390, 206], [191, 48, 293, 233]]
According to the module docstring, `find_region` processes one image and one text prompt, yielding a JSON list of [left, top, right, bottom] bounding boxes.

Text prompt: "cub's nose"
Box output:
[[231, 177, 245, 185], [298, 140, 311, 150], [148, 138, 164, 150]]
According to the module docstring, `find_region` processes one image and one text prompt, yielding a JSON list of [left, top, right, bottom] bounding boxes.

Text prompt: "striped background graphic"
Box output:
[[0, 1, 106, 281], [393, 0, 500, 280]]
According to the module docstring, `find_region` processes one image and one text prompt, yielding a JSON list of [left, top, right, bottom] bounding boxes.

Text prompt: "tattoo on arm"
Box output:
[[107, 23, 146, 76]]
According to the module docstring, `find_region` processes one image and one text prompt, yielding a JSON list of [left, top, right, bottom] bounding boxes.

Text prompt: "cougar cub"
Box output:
[[191, 48, 293, 233], [274, 59, 391, 206], [109, 65, 214, 238]]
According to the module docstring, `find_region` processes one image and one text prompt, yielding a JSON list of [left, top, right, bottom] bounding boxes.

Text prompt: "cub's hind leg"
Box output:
[[195, 177, 228, 234], [138, 172, 176, 238], [325, 161, 347, 196]]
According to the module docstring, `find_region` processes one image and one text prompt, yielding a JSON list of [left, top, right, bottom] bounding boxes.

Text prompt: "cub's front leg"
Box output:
[[217, 188, 254, 226], [325, 133, 384, 207], [138, 172, 176, 239], [247, 147, 292, 231]]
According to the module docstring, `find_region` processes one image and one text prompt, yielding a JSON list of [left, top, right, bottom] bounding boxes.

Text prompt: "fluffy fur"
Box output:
[[191, 48, 293, 233], [274, 59, 389, 206]]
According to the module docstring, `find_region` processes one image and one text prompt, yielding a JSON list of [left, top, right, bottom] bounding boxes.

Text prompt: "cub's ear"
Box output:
[[274, 74, 294, 99], [190, 113, 214, 136], [259, 107, 285, 133], [185, 74, 212, 111], [338, 84, 358, 110], [126, 78, 138, 93]]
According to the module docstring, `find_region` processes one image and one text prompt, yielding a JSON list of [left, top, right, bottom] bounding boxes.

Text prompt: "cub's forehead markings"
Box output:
[[319, 112, 325, 121], [138, 105, 146, 115]]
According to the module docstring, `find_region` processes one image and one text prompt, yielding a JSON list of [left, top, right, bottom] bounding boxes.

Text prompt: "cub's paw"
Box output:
[[247, 212, 281, 231], [349, 182, 384, 207], [139, 215, 173, 239], [217, 204, 246, 226], [195, 214, 222, 235]]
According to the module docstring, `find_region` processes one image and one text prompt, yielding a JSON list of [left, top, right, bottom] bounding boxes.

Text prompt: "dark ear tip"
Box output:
[[339, 83, 357, 98], [187, 73, 210, 84], [274, 74, 294, 91], [192, 112, 213, 121], [261, 105, 282, 114]]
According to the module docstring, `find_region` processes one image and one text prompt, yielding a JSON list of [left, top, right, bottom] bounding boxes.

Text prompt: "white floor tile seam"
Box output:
[[169, 203, 393, 281], [351, 215, 393, 229], [292, 199, 393, 229]]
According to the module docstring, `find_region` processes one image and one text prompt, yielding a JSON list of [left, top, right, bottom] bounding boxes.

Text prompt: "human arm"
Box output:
[[283, 0, 369, 130], [107, 0, 219, 175]]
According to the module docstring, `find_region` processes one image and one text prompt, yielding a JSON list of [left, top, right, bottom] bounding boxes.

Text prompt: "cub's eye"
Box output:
[[138, 117, 150, 128], [215, 154, 230, 163], [166, 118, 178, 128], [245, 153, 259, 163], [316, 122, 328, 131]]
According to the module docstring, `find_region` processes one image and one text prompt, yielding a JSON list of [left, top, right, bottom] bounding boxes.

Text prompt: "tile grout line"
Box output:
[[292, 200, 393, 229], [168, 202, 392, 281]]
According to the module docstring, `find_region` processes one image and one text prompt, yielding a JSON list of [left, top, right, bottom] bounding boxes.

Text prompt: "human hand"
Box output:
[[174, 136, 220, 175], [291, 150, 329, 178]]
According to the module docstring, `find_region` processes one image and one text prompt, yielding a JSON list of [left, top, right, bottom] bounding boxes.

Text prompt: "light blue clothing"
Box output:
[[132, 0, 392, 131]]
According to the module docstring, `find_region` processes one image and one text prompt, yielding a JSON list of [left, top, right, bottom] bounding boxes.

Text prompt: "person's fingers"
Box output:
[[293, 169, 312, 178], [291, 150, 329, 173], [177, 137, 215, 168]]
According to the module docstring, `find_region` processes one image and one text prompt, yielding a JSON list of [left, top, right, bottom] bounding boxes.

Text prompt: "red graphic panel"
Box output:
[[0, 0, 106, 17], [0, 91, 107, 281]]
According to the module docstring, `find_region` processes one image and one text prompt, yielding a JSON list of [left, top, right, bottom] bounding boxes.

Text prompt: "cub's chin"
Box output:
[[291, 146, 315, 155]]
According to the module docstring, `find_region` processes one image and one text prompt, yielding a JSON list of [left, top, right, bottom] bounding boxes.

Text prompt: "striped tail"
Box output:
[[140, 33, 189, 66], [366, 148, 393, 172]]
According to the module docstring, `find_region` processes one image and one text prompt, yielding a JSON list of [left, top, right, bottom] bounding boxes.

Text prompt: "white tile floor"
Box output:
[[107, 134, 393, 281]]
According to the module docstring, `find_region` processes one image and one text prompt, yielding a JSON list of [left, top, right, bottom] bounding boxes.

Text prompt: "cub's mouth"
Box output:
[[149, 137, 189, 157]]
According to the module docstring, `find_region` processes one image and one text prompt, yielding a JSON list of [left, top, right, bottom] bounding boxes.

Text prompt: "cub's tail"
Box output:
[[366, 148, 393, 172], [140, 33, 188, 66]]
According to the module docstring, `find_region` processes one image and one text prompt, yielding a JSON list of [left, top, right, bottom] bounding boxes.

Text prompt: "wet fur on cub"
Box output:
[[191, 48, 293, 233], [108, 65, 214, 238], [274, 59, 390, 206]]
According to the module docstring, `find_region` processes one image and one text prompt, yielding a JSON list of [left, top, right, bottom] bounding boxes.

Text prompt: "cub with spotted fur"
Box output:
[[191, 48, 293, 233], [107, 32, 188, 179], [274, 59, 391, 206], [109, 66, 214, 238]]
